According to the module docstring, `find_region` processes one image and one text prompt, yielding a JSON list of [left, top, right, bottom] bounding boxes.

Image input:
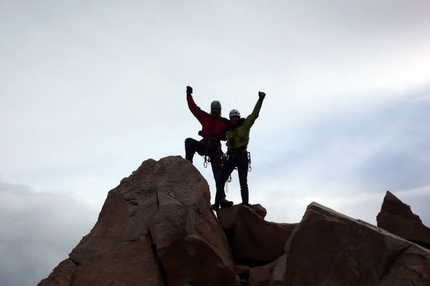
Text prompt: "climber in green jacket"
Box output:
[[212, 91, 266, 211]]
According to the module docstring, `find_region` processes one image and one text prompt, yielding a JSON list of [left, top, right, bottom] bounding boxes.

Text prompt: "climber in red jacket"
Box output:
[[185, 86, 233, 208]]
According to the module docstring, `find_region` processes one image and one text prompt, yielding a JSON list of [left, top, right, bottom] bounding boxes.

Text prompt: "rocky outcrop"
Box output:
[[217, 205, 298, 265], [271, 202, 430, 286], [39, 156, 235, 286], [377, 190, 430, 248], [39, 156, 430, 286]]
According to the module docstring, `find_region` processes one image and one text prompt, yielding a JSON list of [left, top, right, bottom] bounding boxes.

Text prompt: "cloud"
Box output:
[[1, 1, 430, 284], [252, 87, 430, 187], [228, 86, 430, 224], [0, 181, 97, 286]]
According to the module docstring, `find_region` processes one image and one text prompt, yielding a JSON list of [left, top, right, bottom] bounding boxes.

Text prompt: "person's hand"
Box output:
[[258, 91, 266, 100], [186, 86, 193, 96]]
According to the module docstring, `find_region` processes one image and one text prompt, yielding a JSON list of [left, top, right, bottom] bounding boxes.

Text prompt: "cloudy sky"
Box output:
[[1, 1, 430, 285]]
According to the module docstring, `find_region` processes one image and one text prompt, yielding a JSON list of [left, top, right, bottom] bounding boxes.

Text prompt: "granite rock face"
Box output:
[[271, 202, 430, 286], [39, 156, 236, 286], [377, 190, 430, 248], [39, 157, 430, 286], [217, 204, 298, 264]]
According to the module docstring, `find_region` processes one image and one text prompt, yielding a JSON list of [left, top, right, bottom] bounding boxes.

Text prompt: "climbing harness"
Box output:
[[247, 151, 252, 172], [203, 150, 225, 169], [202, 138, 223, 169], [203, 155, 209, 168]]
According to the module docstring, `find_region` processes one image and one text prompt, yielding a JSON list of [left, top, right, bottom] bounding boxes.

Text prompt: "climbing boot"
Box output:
[[220, 198, 233, 208]]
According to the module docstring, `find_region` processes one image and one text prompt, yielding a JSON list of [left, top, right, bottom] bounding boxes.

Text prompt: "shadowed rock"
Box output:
[[217, 205, 298, 266], [38, 156, 430, 286], [39, 156, 235, 286], [377, 190, 430, 248], [270, 202, 430, 286]]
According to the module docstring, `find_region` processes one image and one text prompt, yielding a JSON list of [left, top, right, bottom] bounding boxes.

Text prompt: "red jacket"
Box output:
[[187, 95, 230, 141]]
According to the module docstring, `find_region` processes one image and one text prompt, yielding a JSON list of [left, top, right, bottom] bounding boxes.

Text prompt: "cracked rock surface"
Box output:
[[377, 190, 430, 248], [39, 156, 235, 286], [39, 156, 430, 286], [271, 202, 430, 286]]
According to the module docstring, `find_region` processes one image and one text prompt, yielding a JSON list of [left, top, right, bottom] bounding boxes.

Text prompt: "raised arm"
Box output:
[[243, 91, 265, 128], [186, 86, 206, 123]]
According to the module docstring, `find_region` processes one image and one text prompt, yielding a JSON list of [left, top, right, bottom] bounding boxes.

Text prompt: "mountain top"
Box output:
[[39, 156, 430, 286]]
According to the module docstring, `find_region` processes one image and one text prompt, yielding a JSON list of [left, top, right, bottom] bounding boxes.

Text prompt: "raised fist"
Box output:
[[258, 91, 266, 99], [186, 86, 193, 95]]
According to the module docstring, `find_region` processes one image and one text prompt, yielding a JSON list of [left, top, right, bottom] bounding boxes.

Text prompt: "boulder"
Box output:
[[248, 260, 278, 286], [377, 190, 430, 248], [39, 156, 236, 286], [39, 155, 430, 286], [217, 204, 298, 265], [270, 202, 430, 286]]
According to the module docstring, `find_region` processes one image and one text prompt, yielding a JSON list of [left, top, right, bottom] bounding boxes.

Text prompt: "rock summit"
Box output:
[[39, 156, 430, 286]]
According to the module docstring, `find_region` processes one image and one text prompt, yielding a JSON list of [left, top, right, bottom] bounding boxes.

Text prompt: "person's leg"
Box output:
[[206, 140, 223, 179], [213, 156, 236, 210], [210, 157, 221, 179], [237, 151, 250, 205], [185, 138, 204, 162], [209, 147, 225, 179]]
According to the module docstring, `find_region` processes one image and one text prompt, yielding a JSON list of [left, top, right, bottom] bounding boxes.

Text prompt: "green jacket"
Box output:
[[226, 98, 264, 150]]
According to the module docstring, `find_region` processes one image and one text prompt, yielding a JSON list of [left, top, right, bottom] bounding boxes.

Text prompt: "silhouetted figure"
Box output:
[[184, 86, 231, 191], [213, 91, 266, 210]]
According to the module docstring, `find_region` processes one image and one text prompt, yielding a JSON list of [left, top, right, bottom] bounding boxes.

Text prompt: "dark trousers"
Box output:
[[185, 138, 222, 179], [215, 149, 249, 205]]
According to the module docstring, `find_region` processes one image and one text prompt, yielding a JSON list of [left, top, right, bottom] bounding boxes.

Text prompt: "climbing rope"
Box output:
[[203, 155, 209, 168]]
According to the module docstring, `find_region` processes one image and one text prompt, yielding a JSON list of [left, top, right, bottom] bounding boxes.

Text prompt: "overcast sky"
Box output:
[[1, 1, 430, 285]]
